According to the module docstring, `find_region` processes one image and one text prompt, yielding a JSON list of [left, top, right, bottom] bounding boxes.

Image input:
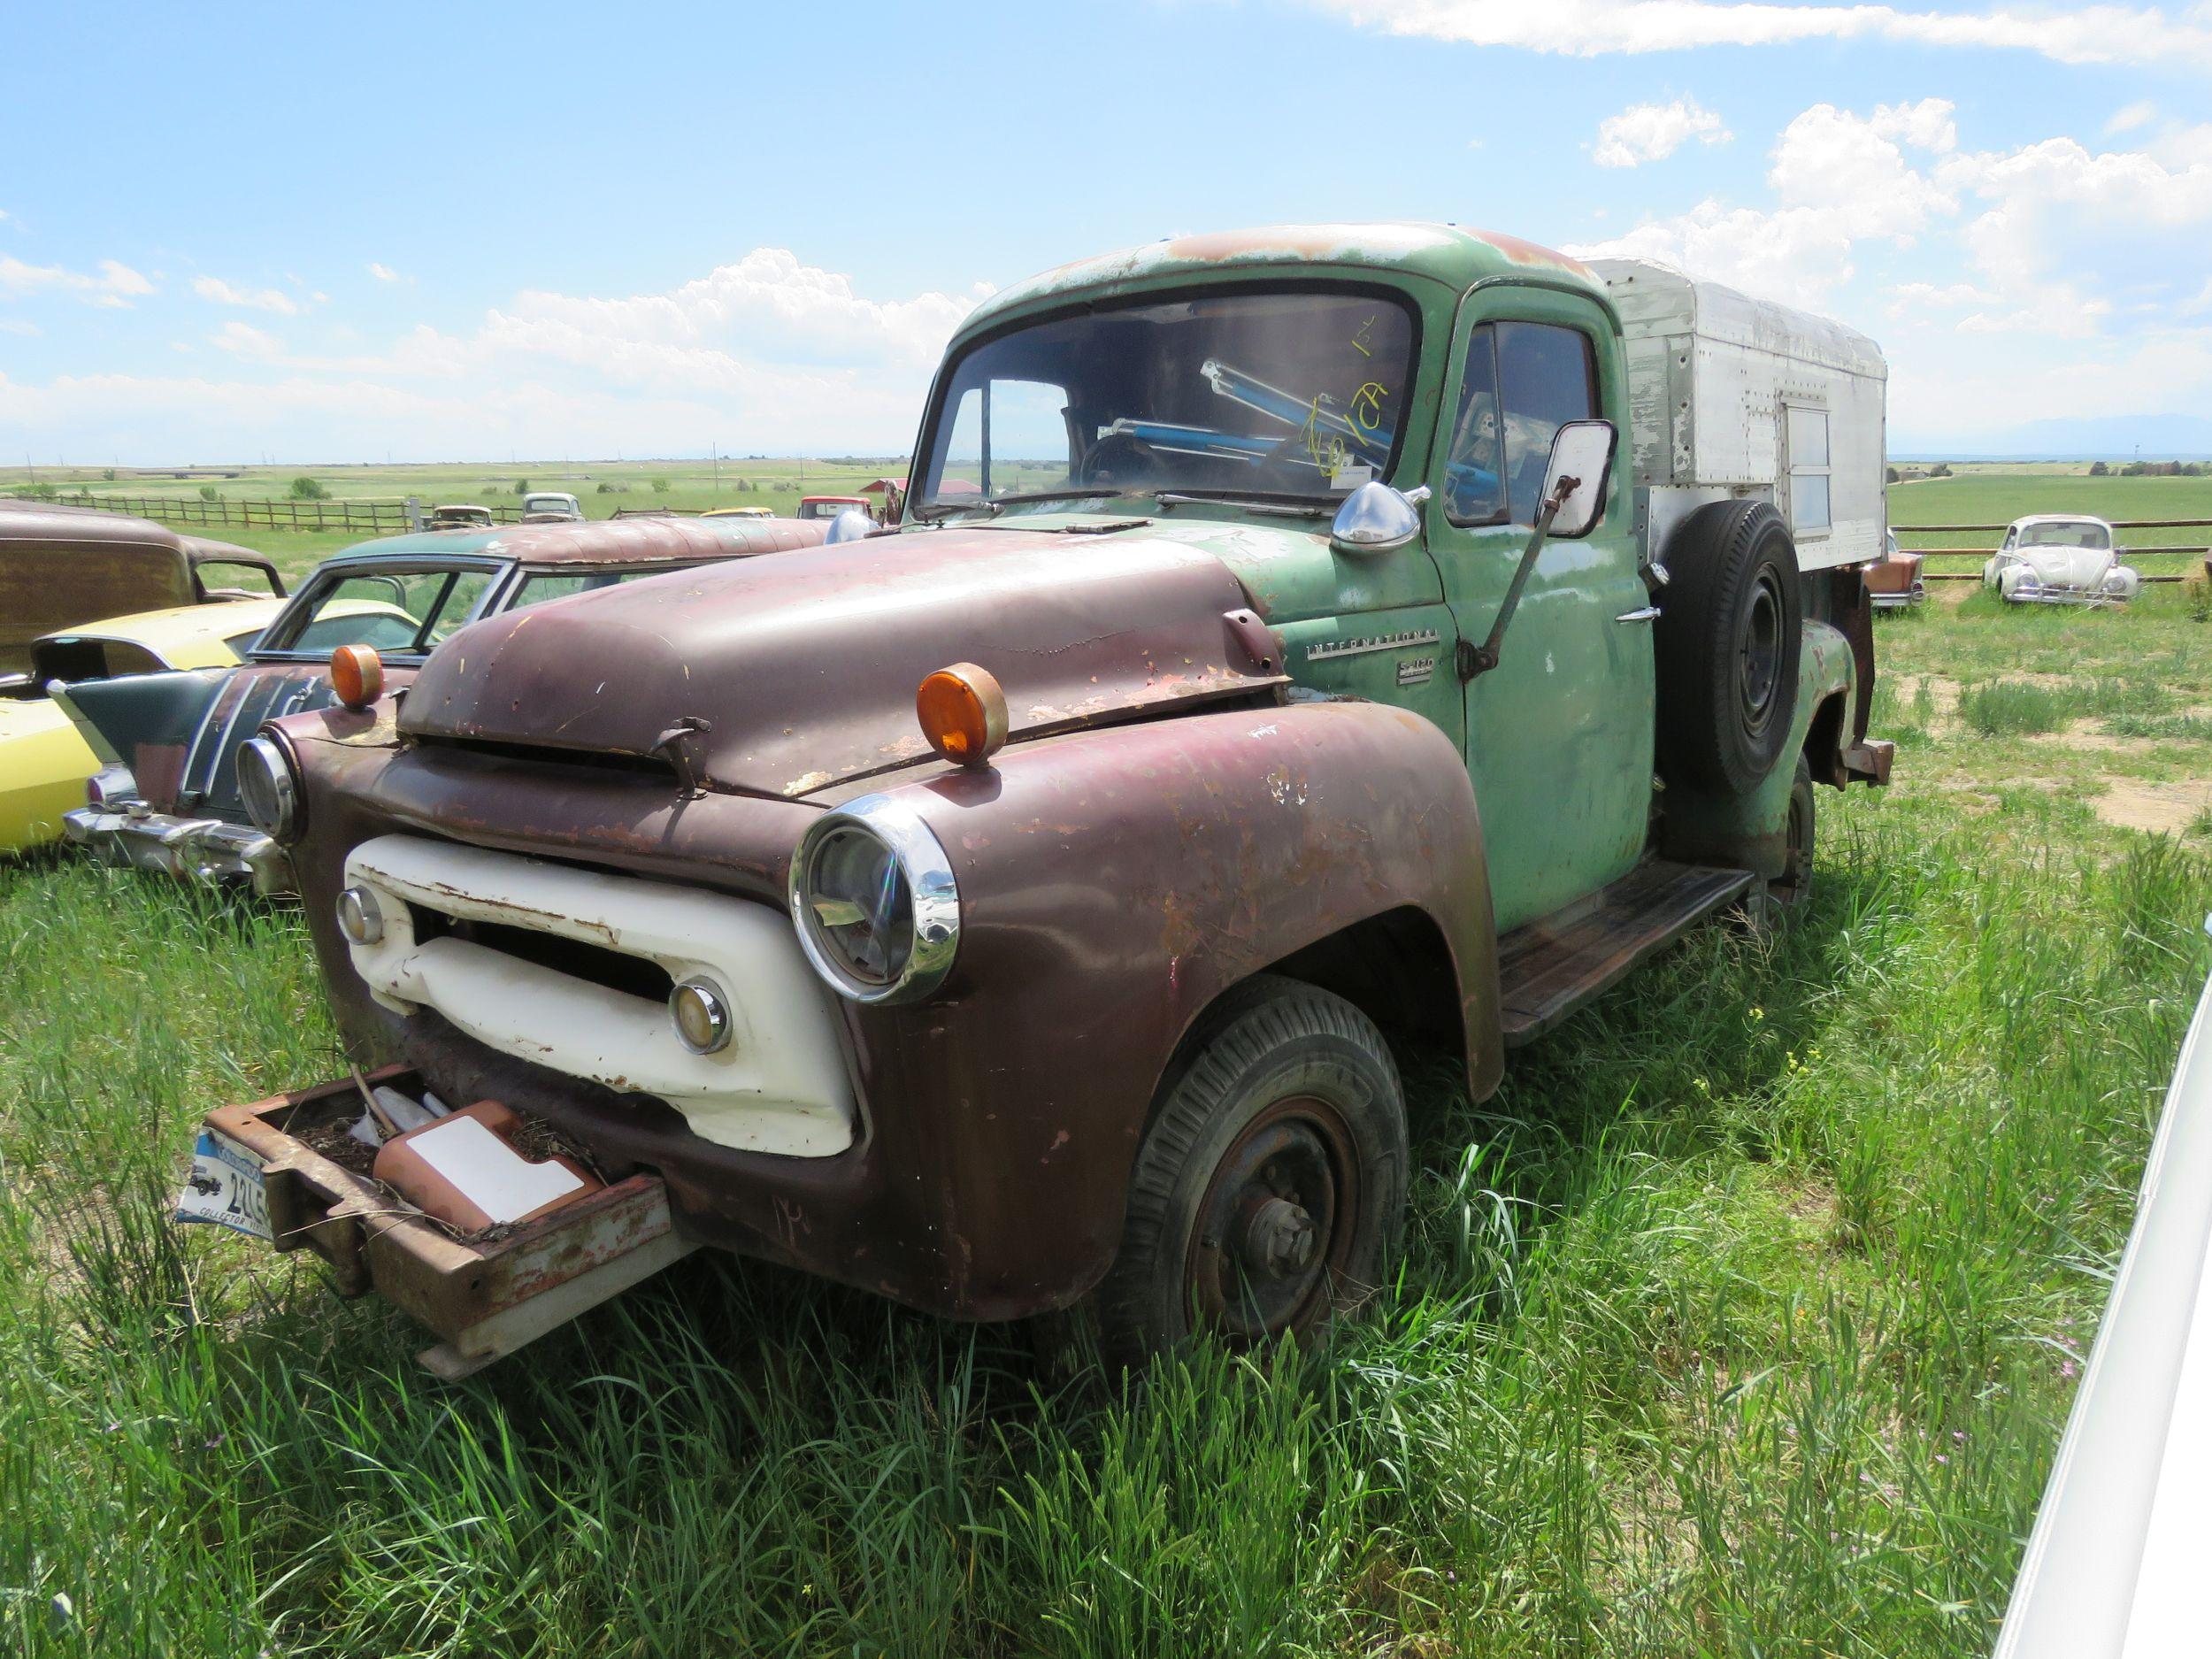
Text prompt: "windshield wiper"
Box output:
[[914, 487, 1148, 522], [990, 487, 1148, 509], [911, 497, 1002, 523], [1155, 488, 1333, 519]]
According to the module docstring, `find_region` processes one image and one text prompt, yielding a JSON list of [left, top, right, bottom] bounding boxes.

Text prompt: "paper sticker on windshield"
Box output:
[[1333, 463, 1373, 489], [175, 1130, 273, 1241]]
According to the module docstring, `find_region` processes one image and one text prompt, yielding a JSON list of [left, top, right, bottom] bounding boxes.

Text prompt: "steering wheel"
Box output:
[[1079, 429, 1164, 488]]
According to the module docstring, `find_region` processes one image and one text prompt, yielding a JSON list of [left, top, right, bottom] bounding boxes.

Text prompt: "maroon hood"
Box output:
[[397, 528, 1285, 798]]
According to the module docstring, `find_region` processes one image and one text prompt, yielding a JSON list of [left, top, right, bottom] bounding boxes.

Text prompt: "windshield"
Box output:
[[259, 566, 495, 658], [2018, 521, 2110, 549], [915, 288, 1418, 512]]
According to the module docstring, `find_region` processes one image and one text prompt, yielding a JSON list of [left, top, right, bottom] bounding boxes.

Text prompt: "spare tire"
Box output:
[[1655, 500, 1801, 795]]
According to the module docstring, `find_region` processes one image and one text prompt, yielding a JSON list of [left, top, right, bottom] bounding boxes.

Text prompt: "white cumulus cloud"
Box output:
[[367, 262, 403, 282], [207, 319, 284, 357], [192, 275, 303, 315], [0, 255, 154, 306], [1567, 96, 2212, 439], [1311, 0, 2212, 71], [1, 248, 985, 462], [1569, 100, 1959, 303], [1593, 97, 1732, 166]]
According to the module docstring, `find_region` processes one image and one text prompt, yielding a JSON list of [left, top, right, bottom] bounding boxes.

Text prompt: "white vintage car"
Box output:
[[1983, 514, 2141, 605]]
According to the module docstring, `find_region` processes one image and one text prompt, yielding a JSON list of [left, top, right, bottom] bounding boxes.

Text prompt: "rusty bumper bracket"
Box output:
[[1841, 739, 1895, 787], [206, 1066, 698, 1379]]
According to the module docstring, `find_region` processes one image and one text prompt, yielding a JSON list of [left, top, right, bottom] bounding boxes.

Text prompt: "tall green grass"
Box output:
[[3, 826, 2203, 1654], [1959, 680, 2070, 736], [2, 593, 2208, 1655]]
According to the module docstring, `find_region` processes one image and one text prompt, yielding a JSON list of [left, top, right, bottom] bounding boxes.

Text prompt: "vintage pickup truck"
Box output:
[[195, 224, 1893, 1371]]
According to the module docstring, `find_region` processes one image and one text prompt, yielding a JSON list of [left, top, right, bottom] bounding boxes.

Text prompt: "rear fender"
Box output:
[[1659, 618, 1855, 877], [51, 669, 228, 806]]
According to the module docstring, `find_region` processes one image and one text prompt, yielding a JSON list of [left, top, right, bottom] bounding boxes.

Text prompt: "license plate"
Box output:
[[175, 1129, 273, 1241]]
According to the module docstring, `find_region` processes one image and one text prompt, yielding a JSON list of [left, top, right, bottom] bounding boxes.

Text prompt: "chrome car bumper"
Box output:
[[62, 805, 295, 895]]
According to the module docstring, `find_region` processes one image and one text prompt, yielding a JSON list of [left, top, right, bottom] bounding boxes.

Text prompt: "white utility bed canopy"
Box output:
[[1592, 258, 1888, 573]]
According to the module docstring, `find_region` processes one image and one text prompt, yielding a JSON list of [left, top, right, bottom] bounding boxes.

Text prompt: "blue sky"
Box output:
[[3, 0, 2208, 461]]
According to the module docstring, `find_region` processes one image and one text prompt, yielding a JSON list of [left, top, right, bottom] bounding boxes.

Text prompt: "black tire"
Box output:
[[1772, 754, 1815, 911], [1737, 755, 1816, 935], [1656, 500, 1802, 795], [1094, 977, 1407, 1363]]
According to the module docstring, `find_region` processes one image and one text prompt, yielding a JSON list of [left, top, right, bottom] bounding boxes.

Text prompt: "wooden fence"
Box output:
[[30, 492, 527, 534], [1893, 518, 2211, 583]]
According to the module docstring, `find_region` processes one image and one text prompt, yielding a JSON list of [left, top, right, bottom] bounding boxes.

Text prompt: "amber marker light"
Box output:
[[329, 644, 385, 710], [916, 662, 1008, 767]]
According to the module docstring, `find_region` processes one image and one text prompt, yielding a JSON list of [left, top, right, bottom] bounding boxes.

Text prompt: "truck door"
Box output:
[[1425, 288, 1655, 933]]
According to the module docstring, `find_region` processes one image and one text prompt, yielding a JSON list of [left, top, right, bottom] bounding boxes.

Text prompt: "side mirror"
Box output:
[[825, 508, 873, 544], [1331, 481, 1432, 555], [1540, 419, 1617, 539]]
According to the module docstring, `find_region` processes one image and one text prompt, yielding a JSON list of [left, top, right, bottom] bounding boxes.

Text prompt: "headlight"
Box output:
[[237, 735, 302, 844], [787, 794, 958, 1004]]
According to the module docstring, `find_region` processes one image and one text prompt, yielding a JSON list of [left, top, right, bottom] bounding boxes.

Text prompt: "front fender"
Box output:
[[813, 697, 1502, 1312]]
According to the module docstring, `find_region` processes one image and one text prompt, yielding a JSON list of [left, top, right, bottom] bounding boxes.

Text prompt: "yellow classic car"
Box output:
[[2, 599, 287, 853]]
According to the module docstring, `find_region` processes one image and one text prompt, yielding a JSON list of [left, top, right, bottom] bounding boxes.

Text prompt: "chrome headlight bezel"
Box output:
[[787, 793, 959, 1005], [236, 734, 303, 845]]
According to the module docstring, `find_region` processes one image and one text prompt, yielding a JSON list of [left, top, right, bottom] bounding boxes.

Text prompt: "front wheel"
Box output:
[[1093, 978, 1407, 1363]]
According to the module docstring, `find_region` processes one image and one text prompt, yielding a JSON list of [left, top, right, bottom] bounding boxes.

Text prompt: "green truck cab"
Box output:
[[207, 224, 1891, 1372]]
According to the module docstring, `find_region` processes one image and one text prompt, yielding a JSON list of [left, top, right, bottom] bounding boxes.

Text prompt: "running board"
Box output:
[[1496, 862, 1755, 1047]]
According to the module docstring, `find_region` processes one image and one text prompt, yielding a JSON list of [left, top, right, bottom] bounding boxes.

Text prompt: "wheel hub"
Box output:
[[1238, 1194, 1318, 1276], [1740, 573, 1782, 728], [1185, 1099, 1358, 1342]]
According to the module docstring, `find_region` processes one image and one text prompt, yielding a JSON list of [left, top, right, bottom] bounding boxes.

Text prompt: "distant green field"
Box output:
[[11, 460, 2210, 588], [1889, 473, 2212, 579], [1889, 471, 2212, 529], [0, 457, 907, 527]]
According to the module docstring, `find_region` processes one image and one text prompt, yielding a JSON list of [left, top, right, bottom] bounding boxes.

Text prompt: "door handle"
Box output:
[[1614, 605, 1662, 624]]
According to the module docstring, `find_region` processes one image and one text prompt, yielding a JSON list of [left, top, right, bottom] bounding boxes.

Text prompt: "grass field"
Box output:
[[1, 533, 2209, 1654]]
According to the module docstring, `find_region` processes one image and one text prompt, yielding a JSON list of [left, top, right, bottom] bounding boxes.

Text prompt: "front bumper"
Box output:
[[201, 1066, 695, 1377], [64, 804, 294, 895], [2002, 588, 2129, 607]]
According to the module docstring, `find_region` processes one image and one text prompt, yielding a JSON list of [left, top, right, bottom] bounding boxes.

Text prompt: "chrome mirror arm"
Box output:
[[1458, 477, 1573, 681]]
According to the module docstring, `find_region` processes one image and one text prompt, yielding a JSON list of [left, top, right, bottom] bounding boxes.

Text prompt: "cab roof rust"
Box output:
[[326, 512, 828, 568], [961, 221, 1605, 339]]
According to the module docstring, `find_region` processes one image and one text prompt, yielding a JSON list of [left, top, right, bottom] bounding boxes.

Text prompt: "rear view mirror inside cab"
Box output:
[[1540, 420, 1617, 539]]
